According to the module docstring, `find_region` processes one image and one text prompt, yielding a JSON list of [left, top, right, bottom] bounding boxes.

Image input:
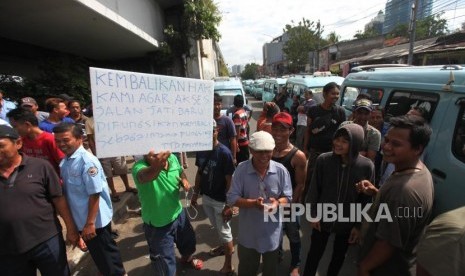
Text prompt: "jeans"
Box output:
[[0, 233, 69, 276], [144, 209, 196, 276], [303, 229, 350, 276]]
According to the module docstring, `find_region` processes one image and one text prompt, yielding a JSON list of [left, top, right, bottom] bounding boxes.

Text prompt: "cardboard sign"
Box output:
[[89, 67, 214, 158]]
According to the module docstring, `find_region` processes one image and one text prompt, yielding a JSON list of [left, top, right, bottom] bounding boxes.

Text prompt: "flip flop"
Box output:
[[183, 257, 203, 270]]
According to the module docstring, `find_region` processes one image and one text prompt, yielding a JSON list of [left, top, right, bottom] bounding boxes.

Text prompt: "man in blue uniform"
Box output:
[[53, 122, 126, 276]]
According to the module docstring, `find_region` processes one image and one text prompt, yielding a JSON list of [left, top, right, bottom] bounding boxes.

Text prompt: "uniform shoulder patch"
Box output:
[[87, 167, 98, 177]]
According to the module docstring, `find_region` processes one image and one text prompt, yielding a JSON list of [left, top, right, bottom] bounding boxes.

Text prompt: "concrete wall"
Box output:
[[96, 0, 165, 41], [185, 39, 219, 80]]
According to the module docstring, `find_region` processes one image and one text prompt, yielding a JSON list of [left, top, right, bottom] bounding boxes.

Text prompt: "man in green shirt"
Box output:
[[132, 150, 202, 275]]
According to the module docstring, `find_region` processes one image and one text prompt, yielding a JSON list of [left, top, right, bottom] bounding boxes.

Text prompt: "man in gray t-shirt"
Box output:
[[356, 115, 434, 276]]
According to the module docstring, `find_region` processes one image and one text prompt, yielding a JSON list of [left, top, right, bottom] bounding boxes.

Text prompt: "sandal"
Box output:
[[184, 257, 203, 270], [209, 246, 225, 256], [111, 195, 121, 202], [125, 187, 138, 194]]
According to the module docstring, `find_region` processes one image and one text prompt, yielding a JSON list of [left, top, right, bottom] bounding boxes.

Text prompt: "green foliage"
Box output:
[[326, 31, 340, 44], [415, 13, 448, 40], [353, 25, 382, 39], [218, 57, 229, 76], [240, 63, 260, 80], [162, 0, 222, 69], [184, 0, 222, 41], [386, 13, 448, 39], [0, 56, 91, 105], [283, 18, 320, 72]]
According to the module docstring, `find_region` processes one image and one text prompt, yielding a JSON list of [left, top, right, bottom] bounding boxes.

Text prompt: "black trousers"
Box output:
[[303, 229, 350, 276]]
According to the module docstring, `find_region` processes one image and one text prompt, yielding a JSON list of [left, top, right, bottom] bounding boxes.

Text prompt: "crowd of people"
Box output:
[[0, 85, 463, 276]]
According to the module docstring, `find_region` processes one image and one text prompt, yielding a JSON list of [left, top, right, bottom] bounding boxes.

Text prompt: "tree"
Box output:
[[163, 0, 222, 75], [240, 63, 260, 80], [218, 57, 229, 76], [415, 13, 448, 40], [327, 31, 340, 44], [386, 13, 448, 39], [282, 18, 320, 73], [184, 0, 222, 42], [353, 25, 381, 39]]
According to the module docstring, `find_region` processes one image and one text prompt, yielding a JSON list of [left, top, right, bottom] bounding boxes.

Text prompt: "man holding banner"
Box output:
[[132, 150, 202, 275]]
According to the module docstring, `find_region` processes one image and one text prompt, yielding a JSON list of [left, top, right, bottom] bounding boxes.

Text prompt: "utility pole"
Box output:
[[316, 20, 321, 72], [407, 0, 419, 65]]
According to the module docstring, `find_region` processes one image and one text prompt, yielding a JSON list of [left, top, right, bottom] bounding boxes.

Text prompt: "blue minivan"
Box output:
[[262, 78, 287, 103], [285, 73, 345, 110], [339, 65, 465, 216]]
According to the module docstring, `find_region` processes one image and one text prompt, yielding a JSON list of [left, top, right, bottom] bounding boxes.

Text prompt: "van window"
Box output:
[[342, 86, 384, 111], [452, 101, 465, 163], [385, 91, 439, 122]]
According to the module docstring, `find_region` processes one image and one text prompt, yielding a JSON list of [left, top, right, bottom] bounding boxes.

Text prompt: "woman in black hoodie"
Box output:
[[303, 123, 374, 276]]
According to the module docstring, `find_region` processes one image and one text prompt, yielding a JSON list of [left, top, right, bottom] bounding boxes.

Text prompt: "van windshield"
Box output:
[[215, 89, 243, 108]]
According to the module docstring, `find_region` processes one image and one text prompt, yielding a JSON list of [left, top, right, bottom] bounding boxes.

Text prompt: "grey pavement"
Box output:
[[70, 96, 359, 276]]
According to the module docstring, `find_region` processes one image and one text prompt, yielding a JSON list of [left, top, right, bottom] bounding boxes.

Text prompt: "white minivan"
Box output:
[[213, 77, 247, 116]]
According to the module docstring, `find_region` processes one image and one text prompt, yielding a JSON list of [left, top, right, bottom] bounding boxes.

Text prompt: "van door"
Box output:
[[426, 96, 465, 215]]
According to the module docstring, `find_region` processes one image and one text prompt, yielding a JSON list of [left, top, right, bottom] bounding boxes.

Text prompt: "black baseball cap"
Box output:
[[0, 125, 20, 139]]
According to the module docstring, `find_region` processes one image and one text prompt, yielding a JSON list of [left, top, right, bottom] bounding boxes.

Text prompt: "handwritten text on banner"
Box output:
[[89, 67, 214, 158]]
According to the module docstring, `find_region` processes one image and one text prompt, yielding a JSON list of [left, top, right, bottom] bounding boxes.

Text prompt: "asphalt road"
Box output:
[[72, 96, 359, 276]]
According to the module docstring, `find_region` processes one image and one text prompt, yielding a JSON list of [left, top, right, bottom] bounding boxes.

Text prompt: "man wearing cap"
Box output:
[[0, 89, 17, 121], [20, 96, 49, 124], [191, 120, 235, 275], [271, 112, 307, 276], [341, 99, 381, 162], [225, 131, 293, 276], [0, 125, 80, 275]]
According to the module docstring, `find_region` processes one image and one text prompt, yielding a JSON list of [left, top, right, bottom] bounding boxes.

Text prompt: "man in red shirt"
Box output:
[[7, 108, 64, 174]]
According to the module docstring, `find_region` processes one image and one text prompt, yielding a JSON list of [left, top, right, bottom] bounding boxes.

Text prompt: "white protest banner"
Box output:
[[89, 67, 214, 158]]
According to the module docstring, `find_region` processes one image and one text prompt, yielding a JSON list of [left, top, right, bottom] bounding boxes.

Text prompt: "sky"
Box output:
[[216, 0, 465, 67]]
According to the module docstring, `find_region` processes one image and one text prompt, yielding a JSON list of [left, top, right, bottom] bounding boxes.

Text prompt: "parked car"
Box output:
[[262, 78, 287, 103], [284, 72, 345, 110], [339, 65, 465, 216], [213, 77, 247, 116], [250, 79, 265, 99], [243, 79, 254, 94]]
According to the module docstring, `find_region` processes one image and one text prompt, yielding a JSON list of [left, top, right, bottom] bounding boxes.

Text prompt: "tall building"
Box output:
[[382, 0, 433, 34], [231, 64, 243, 76], [365, 11, 385, 35], [262, 33, 289, 76]]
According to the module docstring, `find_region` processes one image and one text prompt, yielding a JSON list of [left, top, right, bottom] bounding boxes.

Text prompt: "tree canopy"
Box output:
[[282, 18, 321, 72], [387, 13, 448, 40], [184, 0, 222, 41], [240, 63, 260, 80]]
